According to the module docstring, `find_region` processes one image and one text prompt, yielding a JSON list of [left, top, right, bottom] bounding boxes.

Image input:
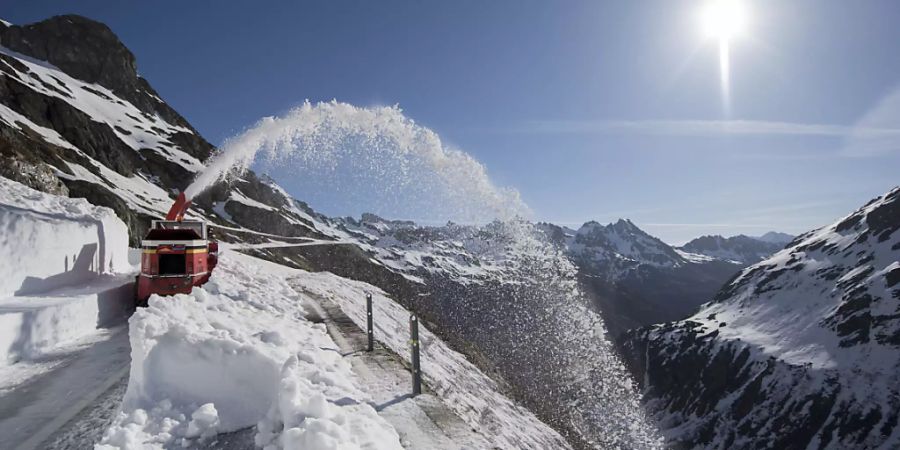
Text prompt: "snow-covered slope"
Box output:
[[621, 187, 900, 449], [98, 252, 405, 449], [98, 250, 570, 449]]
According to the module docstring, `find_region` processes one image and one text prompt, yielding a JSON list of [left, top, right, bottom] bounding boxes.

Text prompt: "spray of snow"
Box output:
[[184, 100, 660, 447], [185, 100, 528, 223]]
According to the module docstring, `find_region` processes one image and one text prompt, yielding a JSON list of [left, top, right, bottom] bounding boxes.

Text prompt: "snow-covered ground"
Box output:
[[97, 250, 569, 449], [296, 271, 572, 449], [98, 251, 403, 449]]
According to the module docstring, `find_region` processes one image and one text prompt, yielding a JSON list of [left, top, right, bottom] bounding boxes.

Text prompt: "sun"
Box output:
[[700, 0, 749, 115], [702, 0, 748, 42]]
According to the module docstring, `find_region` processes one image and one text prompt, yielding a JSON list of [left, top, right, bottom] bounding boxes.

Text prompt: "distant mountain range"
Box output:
[[678, 232, 793, 265], [535, 219, 792, 336]]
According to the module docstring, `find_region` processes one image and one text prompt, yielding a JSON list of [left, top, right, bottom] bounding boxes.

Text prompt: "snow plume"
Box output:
[[185, 100, 529, 223], [429, 219, 663, 448], [183, 101, 660, 446]]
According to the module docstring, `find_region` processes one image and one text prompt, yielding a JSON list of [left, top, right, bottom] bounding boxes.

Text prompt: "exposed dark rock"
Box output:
[[0, 154, 68, 195], [0, 15, 196, 132]]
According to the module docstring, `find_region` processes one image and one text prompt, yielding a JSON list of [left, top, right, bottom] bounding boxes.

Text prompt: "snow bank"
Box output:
[[0, 176, 133, 365], [0, 176, 130, 298], [0, 277, 134, 364], [98, 252, 402, 449]]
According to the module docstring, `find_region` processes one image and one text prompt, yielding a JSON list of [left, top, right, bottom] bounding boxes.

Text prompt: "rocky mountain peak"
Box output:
[[1, 15, 135, 93], [570, 219, 685, 270], [756, 230, 794, 244], [0, 15, 195, 131]]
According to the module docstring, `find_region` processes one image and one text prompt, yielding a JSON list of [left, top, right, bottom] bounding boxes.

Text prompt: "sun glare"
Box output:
[[701, 0, 749, 115], [702, 0, 747, 42]]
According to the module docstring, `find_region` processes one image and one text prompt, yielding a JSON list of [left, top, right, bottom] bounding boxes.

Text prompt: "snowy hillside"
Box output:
[[98, 250, 570, 449], [621, 187, 900, 449]]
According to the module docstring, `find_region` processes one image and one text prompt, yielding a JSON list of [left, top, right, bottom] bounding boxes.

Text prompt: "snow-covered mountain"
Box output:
[[535, 220, 749, 337], [678, 233, 792, 265], [620, 187, 900, 449], [756, 230, 794, 245], [566, 219, 686, 271], [0, 16, 663, 448]]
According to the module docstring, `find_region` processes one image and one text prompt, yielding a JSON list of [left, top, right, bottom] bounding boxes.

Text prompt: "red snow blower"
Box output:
[[136, 192, 218, 305]]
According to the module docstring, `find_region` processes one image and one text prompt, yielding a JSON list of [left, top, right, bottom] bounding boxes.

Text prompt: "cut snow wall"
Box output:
[[0, 176, 130, 298]]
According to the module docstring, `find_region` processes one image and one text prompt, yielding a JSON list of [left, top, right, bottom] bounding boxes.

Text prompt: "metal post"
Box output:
[[366, 293, 374, 352], [410, 313, 422, 396]]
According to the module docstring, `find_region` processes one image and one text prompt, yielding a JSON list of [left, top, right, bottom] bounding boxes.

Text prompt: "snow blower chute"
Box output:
[[136, 192, 218, 304]]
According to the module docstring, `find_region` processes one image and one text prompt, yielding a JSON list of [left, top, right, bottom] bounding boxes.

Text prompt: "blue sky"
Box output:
[[5, 1, 900, 244]]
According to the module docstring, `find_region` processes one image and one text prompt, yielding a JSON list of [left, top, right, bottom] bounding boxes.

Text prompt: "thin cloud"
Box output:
[[845, 84, 900, 156], [521, 119, 900, 139]]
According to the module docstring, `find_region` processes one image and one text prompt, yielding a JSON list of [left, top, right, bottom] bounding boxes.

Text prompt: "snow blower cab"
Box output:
[[137, 192, 218, 304]]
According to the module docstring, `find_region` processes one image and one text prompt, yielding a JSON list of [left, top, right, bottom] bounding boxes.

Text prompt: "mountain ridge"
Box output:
[[620, 186, 900, 449]]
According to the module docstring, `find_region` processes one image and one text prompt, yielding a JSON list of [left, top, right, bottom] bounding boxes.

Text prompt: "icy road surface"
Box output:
[[0, 326, 130, 450]]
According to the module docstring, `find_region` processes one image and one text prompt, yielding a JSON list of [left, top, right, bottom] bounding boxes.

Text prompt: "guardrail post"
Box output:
[[410, 313, 422, 396], [366, 293, 374, 352]]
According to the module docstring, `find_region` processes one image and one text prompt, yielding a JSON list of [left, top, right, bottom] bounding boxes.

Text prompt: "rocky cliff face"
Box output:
[[620, 187, 900, 449]]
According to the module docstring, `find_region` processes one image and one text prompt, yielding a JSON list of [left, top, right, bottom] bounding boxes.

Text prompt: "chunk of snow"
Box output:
[[185, 403, 219, 439], [0, 276, 134, 365]]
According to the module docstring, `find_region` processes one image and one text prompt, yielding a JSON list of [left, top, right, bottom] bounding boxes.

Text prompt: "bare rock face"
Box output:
[[0, 154, 68, 195], [0, 15, 193, 134]]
